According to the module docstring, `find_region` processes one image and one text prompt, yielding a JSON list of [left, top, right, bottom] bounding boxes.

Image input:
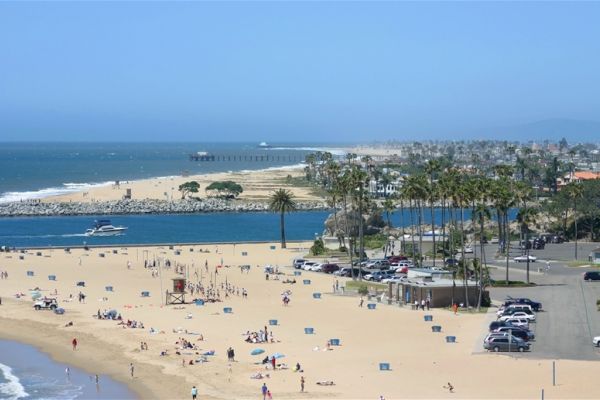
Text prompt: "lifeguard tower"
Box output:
[[166, 278, 186, 305]]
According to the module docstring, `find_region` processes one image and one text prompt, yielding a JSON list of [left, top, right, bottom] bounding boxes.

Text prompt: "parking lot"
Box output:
[[486, 252, 600, 360]]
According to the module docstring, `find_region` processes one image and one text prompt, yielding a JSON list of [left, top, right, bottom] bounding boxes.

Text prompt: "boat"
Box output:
[[258, 142, 272, 148], [85, 219, 128, 236]]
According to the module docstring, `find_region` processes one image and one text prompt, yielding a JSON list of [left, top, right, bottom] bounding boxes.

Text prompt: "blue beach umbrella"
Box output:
[[251, 348, 265, 356], [272, 352, 285, 359]]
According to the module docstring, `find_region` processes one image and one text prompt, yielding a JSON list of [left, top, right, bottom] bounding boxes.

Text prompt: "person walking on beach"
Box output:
[[129, 363, 134, 378], [191, 386, 198, 400], [72, 338, 78, 350], [359, 297, 364, 307], [261, 383, 268, 400], [300, 376, 305, 392]]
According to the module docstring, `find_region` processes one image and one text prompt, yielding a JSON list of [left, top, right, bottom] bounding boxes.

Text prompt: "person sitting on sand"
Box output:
[[443, 382, 454, 393], [65, 321, 73, 327], [316, 381, 335, 386]]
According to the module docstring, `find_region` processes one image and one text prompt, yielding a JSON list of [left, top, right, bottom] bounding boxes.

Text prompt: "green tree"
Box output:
[[178, 181, 200, 199], [205, 181, 243, 198], [269, 189, 297, 249], [566, 182, 584, 259]]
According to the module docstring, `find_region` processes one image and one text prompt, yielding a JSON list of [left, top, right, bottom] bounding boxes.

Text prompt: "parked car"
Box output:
[[493, 326, 534, 341], [335, 267, 368, 278], [532, 238, 545, 250], [302, 261, 318, 270], [484, 336, 530, 352], [381, 275, 406, 284], [593, 336, 600, 347], [463, 246, 474, 254], [33, 298, 58, 311], [293, 258, 307, 269], [321, 264, 340, 274], [307, 263, 323, 272], [499, 310, 536, 322], [365, 259, 391, 269], [364, 271, 393, 282], [497, 304, 535, 316], [583, 271, 600, 281], [489, 320, 515, 331], [445, 258, 460, 266], [387, 255, 408, 263], [514, 255, 537, 263], [505, 297, 542, 312], [499, 317, 530, 328]]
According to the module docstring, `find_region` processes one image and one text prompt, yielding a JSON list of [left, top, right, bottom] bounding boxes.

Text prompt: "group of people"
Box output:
[[139, 341, 149, 350], [0, 271, 8, 279], [413, 298, 431, 311], [244, 326, 275, 344]]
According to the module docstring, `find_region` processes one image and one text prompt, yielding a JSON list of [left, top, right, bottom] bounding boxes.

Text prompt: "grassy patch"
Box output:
[[363, 233, 387, 250], [490, 280, 536, 287], [441, 306, 489, 313], [567, 261, 596, 268]]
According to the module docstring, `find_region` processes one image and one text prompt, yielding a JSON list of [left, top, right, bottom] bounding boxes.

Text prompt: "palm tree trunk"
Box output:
[[430, 202, 436, 267], [574, 202, 578, 260], [280, 211, 286, 249], [477, 217, 485, 311], [460, 206, 469, 308], [504, 211, 510, 283], [409, 199, 417, 266], [441, 198, 447, 257], [418, 200, 424, 266]]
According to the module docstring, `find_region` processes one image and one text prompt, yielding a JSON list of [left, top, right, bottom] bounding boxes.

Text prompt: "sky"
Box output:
[[1, 1, 600, 142]]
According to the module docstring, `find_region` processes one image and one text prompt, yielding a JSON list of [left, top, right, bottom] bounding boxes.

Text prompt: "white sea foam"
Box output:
[[0, 362, 29, 400], [237, 163, 306, 174], [0, 181, 113, 204]]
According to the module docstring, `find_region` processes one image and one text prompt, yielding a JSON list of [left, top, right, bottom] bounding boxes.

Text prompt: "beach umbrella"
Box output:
[[251, 348, 265, 356], [272, 352, 286, 359]]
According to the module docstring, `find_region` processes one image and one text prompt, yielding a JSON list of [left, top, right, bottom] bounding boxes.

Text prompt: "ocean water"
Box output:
[[0, 212, 330, 248], [0, 340, 134, 400], [0, 142, 344, 203]]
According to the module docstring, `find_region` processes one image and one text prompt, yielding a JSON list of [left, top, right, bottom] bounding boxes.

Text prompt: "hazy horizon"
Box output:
[[2, 2, 600, 142]]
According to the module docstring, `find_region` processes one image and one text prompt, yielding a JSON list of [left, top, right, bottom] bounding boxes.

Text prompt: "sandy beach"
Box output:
[[1, 242, 600, 399], [42, 166, 319, 204]]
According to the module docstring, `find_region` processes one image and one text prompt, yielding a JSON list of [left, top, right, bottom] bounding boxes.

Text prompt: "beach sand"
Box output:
[[42, 167, 319, 204], [2, 243, 600, 399]]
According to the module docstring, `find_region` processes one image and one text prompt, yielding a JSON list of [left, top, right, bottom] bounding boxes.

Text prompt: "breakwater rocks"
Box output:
[[0, 199, 329, 216]]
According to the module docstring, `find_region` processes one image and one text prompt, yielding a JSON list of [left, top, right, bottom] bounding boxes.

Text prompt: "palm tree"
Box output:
[[517, 206, 538, 284], [425, 159, 442, 267], [269, 189, 297, 249], [383, 198, 395, 228], [473, 202, 491, 311], [566, 182, 584, 259]]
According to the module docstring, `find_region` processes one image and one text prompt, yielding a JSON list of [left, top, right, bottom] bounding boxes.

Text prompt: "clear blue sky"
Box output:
[[1, 2, 599, 142]]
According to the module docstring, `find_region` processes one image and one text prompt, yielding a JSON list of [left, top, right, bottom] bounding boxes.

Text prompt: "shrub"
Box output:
[[310, 238, 326, 256], [357, 284, 369, 296]]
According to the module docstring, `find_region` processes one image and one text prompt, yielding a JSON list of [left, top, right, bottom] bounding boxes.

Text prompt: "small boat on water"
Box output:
[[258, 142, 272, 149], [85, 219, 128, 236]]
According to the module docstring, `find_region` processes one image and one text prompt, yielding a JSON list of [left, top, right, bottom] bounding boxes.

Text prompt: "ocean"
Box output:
[[0, 340, 134, 400], [0, 142, 344, 203]]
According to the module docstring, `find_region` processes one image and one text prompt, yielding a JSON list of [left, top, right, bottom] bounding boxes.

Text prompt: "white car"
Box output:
[[308, 263, 323, 272], [302, 261, 317, 270], [381, 276, 405, 284], [499, 311, 536, 322], [499, 317, 530, 328], [463, 246, 474, 254], [593, 336, 600, 347], [514, 255, 537, 263]]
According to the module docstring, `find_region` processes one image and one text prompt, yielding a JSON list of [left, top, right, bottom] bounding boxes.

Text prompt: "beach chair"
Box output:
[[312, 293, 321, 299], [294, 271, 302, 276], [379, 363, 391, 371], [304, 327, 314, 334], [77, 281, 85, 287], [48, 275, 56, 281], [26, 271, 34, 277], [432, 326, 442, 332], [242, 252, 248, 256], [367, 303, 376, 310], [195, 299, 205, 306], [445, 336, 456, 343], [112, 249, 118, 254], [19, 255, 24, 260], [141, 291, 150, 297], [105, 286, 114, 292], [36, 252, 42, 256], [424, 315, 433, 321], [329, 338, 340, 346], [223, 307, 233, 313], [99, 253, 105, 258], [54, 308, 65, 315], [270, 246, 276, 250], [303, 279, 311, 285], [269, 319, 278, 326]]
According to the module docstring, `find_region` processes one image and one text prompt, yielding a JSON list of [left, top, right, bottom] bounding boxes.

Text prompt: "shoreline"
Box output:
[[0, 308, 186, 400]]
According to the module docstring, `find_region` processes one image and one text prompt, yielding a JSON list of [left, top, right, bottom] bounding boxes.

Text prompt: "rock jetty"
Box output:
[[0, 199, 329, 217]]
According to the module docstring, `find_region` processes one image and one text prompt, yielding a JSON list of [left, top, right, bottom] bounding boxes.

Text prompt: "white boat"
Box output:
[[85, 219, 128, 236], [258, 142, 272, 148]]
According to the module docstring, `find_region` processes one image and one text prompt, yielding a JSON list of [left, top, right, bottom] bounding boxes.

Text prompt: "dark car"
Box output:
[[583, 271, 600, 281], [321, 264, 340, 274], [484, 336, 530, 352], [337, 267, 368, 278], [493, 326, 534, 341], [505, 298, 542, 311], [489, 320, 520, 332], [445, 258, 459, 266], [551, 235, 565, 244], [501, 307, 535, 318]]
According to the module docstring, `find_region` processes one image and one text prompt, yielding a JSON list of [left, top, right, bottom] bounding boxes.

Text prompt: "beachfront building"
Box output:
[[397, 277, 481, 308], [589, 247, 600, 264]]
